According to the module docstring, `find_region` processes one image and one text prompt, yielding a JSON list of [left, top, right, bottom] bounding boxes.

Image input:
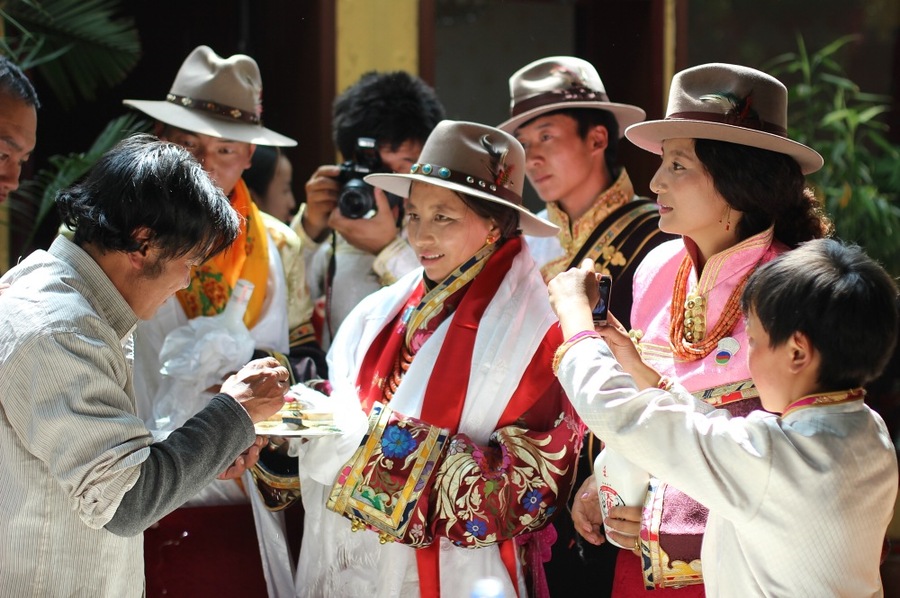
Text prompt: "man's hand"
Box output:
[[302, 164, 341, 241], [572, 474, 606, 546], [220, 357, 289, 424], [329, 186, 400, 255], [217, 436, 266, 480]]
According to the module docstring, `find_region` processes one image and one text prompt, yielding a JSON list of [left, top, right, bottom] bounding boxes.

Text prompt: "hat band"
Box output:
[[511, 84, 611, 117], [666, 110, 786, 137], [166, 93, 261, 125], [410, 162, 522, 206]]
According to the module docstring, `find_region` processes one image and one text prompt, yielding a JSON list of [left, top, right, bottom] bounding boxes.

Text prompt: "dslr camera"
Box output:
[[336, 137, 402, 220]]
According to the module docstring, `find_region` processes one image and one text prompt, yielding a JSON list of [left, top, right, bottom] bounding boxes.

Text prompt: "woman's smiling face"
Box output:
[[405, 182, 495, 283]]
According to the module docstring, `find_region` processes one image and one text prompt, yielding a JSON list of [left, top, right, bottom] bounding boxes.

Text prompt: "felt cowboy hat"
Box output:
[[625, 63, 823, 174], [365, 120, 558, 237], [124, 45, 296, 147], [497, 56, 646, 136]]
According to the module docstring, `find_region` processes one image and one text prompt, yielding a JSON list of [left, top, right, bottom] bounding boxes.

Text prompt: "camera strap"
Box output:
[[324, 230, 338, 344]]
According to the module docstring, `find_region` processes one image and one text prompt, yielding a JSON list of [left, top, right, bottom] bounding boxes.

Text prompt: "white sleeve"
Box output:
[[557, 337, 773, 523]]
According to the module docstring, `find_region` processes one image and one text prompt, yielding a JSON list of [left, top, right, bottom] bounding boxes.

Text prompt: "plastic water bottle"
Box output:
[[221, 279, 255, 330], [594, 447, 650, 549]]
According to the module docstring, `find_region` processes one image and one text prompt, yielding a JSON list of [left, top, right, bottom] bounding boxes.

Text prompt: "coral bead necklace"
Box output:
[[669, 254, 752, 361]]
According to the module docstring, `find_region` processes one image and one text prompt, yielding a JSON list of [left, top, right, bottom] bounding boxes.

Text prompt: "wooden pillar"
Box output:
[[335, 0, 420, 94], [575, 0, 687, 197]]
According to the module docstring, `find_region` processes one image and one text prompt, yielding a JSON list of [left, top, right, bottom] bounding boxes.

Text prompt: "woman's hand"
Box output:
[[571, 474, 605, 545], [605, 505, 643, 557]]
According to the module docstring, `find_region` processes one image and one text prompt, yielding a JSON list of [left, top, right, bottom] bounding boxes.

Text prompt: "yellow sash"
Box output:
[[176, 179, 269, 327]]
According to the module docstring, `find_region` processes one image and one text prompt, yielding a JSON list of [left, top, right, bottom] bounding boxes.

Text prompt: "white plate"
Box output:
[[254, 384, 341, 437], [254, 419, 341, 437]]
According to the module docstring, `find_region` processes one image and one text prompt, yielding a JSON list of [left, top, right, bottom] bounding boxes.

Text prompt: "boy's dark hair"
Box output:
[[694, 139, 833, 247], [332, 71, 445, 160], [741, 238, 899, 389], [57, 133, 239, 262], [531, 108, 621, 179], [0, 55, 40, 108]]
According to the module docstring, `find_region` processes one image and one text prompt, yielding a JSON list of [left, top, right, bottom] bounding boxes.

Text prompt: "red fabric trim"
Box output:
[[497, 325, 564, 427], [420, 238, 519, 431], [417, 546, 442, 598], [416, 238, 520, 597], [355, 285, 425, 412], [500, 540, 520, 598]]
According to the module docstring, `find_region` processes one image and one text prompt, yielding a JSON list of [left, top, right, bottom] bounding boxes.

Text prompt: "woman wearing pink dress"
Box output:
[[572, 63, 832, 595]]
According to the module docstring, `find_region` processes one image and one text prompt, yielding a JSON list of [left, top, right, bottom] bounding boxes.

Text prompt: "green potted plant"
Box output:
[[766, 34, 900, 276], [0, 0, 145, 261]]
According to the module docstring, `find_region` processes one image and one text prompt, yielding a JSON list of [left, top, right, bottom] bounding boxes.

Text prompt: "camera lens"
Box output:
[[338, 178, 377, 219]]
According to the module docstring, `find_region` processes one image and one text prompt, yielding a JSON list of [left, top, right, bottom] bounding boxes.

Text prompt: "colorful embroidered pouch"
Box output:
[[326, 403, 451, 542]]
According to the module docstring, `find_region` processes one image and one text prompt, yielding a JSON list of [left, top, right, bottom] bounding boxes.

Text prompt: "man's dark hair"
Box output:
[[694, 139, 832, 247], [57, 134, 239, 262], [332, 71, 445, 160], [0, 55, 39, 108], [536, 108, 621, 178], [741, 238, 899, 390]]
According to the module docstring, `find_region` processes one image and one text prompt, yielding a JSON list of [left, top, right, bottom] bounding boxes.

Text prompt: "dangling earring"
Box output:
[[486, 224, 499, 245], [719, 205, 732, 231]]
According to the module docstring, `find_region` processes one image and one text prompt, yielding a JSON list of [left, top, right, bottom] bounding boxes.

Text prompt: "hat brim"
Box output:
[[123, 99, 297, 147], [625, 119, 823, 174], [498, 101, 646, 137], [365, 173, 559, 238]]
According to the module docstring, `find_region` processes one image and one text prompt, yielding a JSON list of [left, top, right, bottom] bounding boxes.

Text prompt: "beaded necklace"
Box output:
[[669, 253, 753, 361]]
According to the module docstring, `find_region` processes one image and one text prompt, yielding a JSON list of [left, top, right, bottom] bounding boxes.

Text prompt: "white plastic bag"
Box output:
[[152, 280, 256, 432]]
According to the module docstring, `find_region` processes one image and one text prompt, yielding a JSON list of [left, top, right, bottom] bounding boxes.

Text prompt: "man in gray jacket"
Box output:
[[0, 134, 288, 597]]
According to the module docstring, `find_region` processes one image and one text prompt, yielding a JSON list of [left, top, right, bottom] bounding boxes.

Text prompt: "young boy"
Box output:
[[548, 238, 898, 597]]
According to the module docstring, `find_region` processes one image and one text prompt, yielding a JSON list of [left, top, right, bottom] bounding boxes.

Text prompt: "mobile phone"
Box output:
[[592, 275, 612, 326]]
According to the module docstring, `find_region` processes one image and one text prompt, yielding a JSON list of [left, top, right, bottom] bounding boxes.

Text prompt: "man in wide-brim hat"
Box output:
[[123, 45, 323, 597], [498, 56, 674, 597]]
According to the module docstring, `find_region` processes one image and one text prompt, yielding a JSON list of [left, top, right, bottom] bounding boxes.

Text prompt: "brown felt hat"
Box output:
[[497, 56, 645, 136], [625, 63, 822, 174], [366, 120, 558, 237], [124, 46, 296, 147]]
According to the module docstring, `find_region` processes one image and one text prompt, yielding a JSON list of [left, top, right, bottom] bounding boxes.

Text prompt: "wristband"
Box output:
[[552, 330, 600, 375], [656, 376, 674, 391]]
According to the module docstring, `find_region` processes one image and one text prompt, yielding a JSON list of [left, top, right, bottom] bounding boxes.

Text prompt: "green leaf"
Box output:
[[1, 0, 140, 109], [857, 105, 889, 124]]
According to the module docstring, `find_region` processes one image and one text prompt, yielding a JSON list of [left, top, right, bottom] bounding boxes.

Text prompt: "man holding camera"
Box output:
[[291, 71, 445, 348]]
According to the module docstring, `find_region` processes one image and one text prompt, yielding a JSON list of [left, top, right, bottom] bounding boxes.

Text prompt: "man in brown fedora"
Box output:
[[498, 56, 673, 596], [123, 45, 322, 596]]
